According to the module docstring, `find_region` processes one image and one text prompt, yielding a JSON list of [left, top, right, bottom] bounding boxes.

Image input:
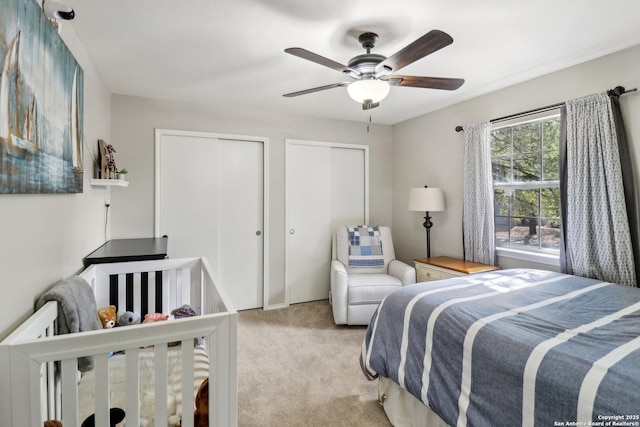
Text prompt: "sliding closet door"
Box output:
[[156, 130, 265, 310], [285, 140, 368, 305]]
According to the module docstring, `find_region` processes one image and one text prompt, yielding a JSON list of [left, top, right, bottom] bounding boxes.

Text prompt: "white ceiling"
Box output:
[[65, 0, 640, 125]]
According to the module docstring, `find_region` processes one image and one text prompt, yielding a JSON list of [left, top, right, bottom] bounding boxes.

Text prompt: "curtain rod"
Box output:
[[454, 86, 637, 132]]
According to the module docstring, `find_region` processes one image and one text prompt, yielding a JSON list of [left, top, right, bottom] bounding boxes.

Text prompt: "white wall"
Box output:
[[109, 96, 393, 306], [392, 44, 640, 271], [0, 24, 112, 339], [4, 22, 636, 339]]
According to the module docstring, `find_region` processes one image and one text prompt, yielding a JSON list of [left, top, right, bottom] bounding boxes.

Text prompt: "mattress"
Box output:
[[361, 268, 640, 426], [77, 344, 209, 426], [378, 376, 449, 427]]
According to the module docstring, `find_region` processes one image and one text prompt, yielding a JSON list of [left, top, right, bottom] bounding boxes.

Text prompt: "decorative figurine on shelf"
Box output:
[[105, 144, 117, 179], [98, 140, 118, 179]]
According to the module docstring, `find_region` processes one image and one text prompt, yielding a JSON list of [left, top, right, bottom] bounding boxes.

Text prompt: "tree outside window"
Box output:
[[491, 114, 561, 253]]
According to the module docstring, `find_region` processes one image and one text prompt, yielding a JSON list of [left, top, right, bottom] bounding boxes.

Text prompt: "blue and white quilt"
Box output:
[[348, 225, 384, 267], [360, 269, 640, 427]]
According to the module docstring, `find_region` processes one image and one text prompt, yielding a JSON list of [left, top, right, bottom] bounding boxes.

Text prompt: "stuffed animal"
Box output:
[[171, 304, 203, 346], [117, 311, 140, 326], [98, 305, 117, 329], [142, 312, 169, 323], [171, 304, 197, 319], [193, 378, 209, 427], [81, 407, 125, 427]]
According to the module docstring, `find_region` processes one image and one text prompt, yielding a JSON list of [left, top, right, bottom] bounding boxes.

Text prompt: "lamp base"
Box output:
[[423, 211, 433, 258]]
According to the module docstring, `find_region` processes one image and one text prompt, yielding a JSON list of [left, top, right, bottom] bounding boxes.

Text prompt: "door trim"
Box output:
[[154, 128, 271, 309], [284, 138, 369, 307]]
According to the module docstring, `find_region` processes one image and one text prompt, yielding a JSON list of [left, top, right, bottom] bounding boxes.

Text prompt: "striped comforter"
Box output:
[[361, 269, 640, 427]]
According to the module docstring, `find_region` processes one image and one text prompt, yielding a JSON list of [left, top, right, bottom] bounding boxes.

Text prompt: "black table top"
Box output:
[[83, 237, 168, 266]]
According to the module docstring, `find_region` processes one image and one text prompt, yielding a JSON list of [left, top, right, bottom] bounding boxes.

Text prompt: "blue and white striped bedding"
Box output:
[[361, 269, 640, 427]]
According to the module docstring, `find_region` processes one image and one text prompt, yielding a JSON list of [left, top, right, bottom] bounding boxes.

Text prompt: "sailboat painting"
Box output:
[[0, 0, 84, 193]]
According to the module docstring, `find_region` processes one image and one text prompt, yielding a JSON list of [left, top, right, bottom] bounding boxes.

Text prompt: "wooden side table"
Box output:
[[413, 256, 500, 282]]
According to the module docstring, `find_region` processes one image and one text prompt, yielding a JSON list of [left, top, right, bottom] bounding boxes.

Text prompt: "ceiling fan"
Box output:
[[283, 30, 465, 110]]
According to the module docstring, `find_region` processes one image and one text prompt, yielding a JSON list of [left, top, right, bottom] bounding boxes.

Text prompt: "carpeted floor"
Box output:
[[237, 300, 392, 426]]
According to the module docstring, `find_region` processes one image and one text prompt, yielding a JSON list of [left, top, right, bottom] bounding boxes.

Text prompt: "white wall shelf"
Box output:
[[90, 179, 129, 187]]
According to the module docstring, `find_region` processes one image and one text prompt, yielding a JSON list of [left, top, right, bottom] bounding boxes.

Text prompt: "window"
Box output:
[[491, 113, 561, 254]]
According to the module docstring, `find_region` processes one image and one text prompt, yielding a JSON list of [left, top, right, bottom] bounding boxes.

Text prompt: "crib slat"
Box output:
[[212, 314, 237, 427], [210, 328, 220, 427], [141, 272, 149, 316], [27, 359, 43, 426], [42, 361, 55, 420], [180, 267, 191, 307], [170, 268, 178, 312], [94, 353, 110, 427], [126, 348, 141, 425], [45, 325, 56, 420], [93, 268, 111, 308], [133, 272, 142, 315], [181, 340, 195, 427], [174, 268, 182, 308], [118, 273, 127, 311], [44, 361, 54, 419], [54, 369, 62, 420], [61, 359, 79, 426], [163, 270, 173, 314], [154, 344, 169, 425], [147, 271, 157, 316]]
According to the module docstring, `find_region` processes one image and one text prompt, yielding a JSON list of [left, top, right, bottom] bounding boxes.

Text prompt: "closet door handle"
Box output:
[[256, 230, 262, 236], [289, 229, 296, 234]]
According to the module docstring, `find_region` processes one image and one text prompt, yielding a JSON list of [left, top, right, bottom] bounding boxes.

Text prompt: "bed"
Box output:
[[361, 268, 640, 427], [0, 257, 237, 427]]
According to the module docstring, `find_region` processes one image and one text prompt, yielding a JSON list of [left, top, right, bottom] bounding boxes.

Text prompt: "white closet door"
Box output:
[[156, 131, 264, 310], [217, 139, 264, 310], [286, 143, 332, 304], [286, 140, 368, 305]]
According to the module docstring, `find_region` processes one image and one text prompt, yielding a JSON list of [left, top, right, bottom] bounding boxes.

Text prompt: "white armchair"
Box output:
[[330, 225, 416, 325]]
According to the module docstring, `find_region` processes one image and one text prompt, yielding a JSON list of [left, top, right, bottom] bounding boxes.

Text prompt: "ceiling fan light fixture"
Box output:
[[347, 79, 390, 104]]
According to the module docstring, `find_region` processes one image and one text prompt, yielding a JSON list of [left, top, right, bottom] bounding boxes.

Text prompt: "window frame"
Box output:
[[490, 111, 562, 265]]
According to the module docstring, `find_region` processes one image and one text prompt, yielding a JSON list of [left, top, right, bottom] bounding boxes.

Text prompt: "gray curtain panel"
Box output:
[[610, 95, 640, 285], [463, 121, 495, 265], [559, 92, 637, 286]]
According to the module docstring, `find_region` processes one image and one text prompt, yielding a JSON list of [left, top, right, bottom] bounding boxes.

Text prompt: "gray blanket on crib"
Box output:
[[36, 275, 102, 372]]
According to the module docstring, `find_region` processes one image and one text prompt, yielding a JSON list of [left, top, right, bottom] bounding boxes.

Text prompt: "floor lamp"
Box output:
[[408, 186, 445, 258]]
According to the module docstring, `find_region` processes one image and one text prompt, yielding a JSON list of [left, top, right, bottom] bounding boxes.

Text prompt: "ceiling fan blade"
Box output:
[[285, 48, 357, 75], [388, 75, 465, 90], [283, 82, 350, 97], [377, 30, 453, 74]]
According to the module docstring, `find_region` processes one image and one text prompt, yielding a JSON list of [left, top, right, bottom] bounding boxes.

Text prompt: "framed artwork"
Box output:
[[0, 0, 84, 193]]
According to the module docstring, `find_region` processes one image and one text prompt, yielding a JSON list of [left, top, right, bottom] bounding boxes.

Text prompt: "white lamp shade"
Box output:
[[408, 187, 445, 212], [347, 79, 390, 103]]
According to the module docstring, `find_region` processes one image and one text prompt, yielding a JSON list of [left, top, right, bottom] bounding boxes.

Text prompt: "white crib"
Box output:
[[0, 257, 237, 427]]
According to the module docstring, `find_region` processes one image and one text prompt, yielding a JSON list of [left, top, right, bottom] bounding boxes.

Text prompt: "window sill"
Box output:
[[496, 247, 560, 267]]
